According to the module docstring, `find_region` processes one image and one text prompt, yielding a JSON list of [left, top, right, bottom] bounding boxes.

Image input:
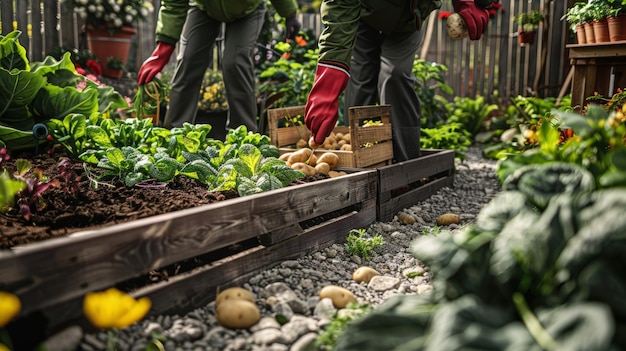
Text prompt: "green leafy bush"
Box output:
[[345, 229, 385, 260]]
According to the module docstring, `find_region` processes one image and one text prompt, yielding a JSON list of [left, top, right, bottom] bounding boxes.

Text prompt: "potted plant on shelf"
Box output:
[[588, 0, 615, 42], [63, 0, 154, 74], [606, 0, 626, 41], [514, 9, 545, 46], [105, 56, 125, 79], [562, 2, 588, 44]]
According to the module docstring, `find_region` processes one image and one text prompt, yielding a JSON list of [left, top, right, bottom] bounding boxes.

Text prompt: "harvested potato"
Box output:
[[337, 139, 347, 147], [328, 170, 347, 178], [309, 136, 321, 149], [342, 133, 351, 143], [215, 287, 255, 308], [216, 299, 260, 329], [340, 144, 352, 151], [335, 132, 344, 140], [296, 138, 308, 149], [319, 285, 356, 309], [316, 153, 340, 169], [308, 153, 317, 167], [436, 213, 461, 226], [446, 13, 469, 40], [314, 162, 331, 175], [397, 212, 416, 225], [291, 162, 316, 176], [352, 266, 380, 284], [287, 148, 312, 164], [279, 152, 292, 162]]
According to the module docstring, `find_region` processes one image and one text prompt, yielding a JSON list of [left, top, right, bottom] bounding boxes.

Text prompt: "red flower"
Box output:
[[87, 59, 102, 77], [75, 64, 87, 75], [281, 52, 291, 60], [438, 11, 452, 19]]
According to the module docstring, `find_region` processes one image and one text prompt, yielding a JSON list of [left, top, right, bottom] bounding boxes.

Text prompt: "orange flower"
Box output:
[[281, 52, 291, 60], [295, 35, 307, 47]]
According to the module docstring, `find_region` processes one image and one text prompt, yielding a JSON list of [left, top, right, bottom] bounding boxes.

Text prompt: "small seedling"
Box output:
[[345, 228, 385, 260]]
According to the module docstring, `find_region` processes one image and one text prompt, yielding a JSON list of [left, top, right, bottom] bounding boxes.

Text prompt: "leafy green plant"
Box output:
[[0, 30, 127, 153], [412, 57, 453, 128], [106, 56, 124, 70], [514, 9, 545, 31], [420, 123, 472, 159], [11, 159, 59, 221], [333, 163, 626, 350], [447, 95, 498, 137], [561, 2, 588, 29], [132, 77, 170, 122], [497, 104, 626, 188], [345, 229, 385, 260], [313, 302, 372, 350]]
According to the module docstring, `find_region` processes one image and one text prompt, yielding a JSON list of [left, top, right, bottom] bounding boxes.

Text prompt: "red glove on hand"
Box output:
[[305, 63, 350, 145], [137, 42, 175, 85], [453, 0, 490, 40]]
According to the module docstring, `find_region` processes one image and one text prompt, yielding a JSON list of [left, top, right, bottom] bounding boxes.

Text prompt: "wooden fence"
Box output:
[[1, 0, 572, 103]]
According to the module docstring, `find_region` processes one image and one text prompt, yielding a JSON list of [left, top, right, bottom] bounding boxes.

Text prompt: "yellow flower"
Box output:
[[0, 292, 21, 328], [83, 288, 151, 329]]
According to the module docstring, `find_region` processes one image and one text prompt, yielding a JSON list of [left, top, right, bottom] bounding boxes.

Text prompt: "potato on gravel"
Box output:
[[352, 266, 380, 284], [215, 299, 260, 329], [319, 285, 357, 309]]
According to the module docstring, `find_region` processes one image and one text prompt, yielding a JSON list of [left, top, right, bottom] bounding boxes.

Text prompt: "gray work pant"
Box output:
[[164, 4, 266, 132], [344, 20, 422, 162]]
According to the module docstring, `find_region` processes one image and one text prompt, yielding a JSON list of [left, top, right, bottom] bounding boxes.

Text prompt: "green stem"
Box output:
[[512, 292, 557, 351], [107, 329, 117, 351]]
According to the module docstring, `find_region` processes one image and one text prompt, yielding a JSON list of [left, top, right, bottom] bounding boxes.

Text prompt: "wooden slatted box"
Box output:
[[267, 105, 394, 168]]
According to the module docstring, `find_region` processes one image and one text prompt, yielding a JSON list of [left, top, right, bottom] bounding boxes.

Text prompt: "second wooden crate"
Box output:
[[267, 105, 394, 168]]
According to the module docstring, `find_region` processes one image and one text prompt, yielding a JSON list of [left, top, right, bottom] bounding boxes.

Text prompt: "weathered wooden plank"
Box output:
[[30, 199, 377, 332], [376, 149, 455, 222], [0, 170, 378, 317], [378, 175, 455, 222]]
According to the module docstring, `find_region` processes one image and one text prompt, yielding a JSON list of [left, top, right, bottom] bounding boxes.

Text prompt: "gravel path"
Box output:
[[70, 145, 501, 351]]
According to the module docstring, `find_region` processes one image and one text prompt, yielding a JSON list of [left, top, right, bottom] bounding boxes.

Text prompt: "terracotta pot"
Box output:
[[607, 15, 626, 42], [575, 24, 586, 44], [518, 30, 536, 46], [86, 25, 137, 79], [592, 19, 610, 43], [583, 21, 596, 43]]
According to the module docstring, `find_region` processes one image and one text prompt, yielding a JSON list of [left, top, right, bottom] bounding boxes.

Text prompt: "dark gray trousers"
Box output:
[[344, 21, 422, 162], [164, 4, 266, 132]]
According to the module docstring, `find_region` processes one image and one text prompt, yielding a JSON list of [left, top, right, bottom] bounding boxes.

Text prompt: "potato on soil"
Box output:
[[296, 138, 308, 149], [215, 299, 261, 329], [436, 213, 461, 226], [287, 148, 312, 164], [352, 266, 380, 284], [314, 162, 331, 175], [215, 287, 255, 308], [316, 152, 340, 169], [291, 162, 316, 176], [328, 170, 347, 178], [319, 285, 357, 309]]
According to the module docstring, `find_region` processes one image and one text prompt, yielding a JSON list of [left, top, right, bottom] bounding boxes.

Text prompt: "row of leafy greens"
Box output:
[[331, 106, 626, 350], [0, 30, 305, 197]]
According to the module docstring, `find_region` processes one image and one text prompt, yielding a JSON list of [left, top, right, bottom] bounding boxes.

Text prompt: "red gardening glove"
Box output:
[[137, 42, 175, 85], [453, 0, 490, 40], [305, 63, 349, 145]]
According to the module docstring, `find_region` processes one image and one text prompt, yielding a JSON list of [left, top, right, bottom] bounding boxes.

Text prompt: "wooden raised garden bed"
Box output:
[[0, 170, 378, 332], [376, 149, 455, 222], [267, 105, 394, 168]]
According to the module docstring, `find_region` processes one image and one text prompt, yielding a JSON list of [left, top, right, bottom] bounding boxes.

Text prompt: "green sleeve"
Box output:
[[155, 0, 190, 44], [317, 0, 362, 69], [269, 0, 299, 18]]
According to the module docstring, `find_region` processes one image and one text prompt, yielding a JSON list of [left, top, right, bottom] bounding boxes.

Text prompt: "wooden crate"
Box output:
[[376, 149, 455, 222], [267, 105, 393, 168], [0, 170, 377, 332]]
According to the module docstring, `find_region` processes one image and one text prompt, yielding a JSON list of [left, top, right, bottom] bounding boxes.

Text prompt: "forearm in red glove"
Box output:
[[452, 0, 490, 40], [137, 42, 175, 85], [304, 62, 350, 145]]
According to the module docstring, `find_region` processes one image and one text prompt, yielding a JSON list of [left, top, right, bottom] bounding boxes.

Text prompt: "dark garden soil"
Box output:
[[0, 150, 326, 251]]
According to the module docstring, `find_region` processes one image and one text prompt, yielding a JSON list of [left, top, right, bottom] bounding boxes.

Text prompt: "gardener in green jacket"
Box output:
[[305, 0, 493, 161], [138, 0, 300, 132]]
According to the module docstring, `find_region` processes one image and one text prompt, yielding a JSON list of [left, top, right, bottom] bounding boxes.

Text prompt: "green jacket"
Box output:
[[318, 0, 442, 68], [156, 0, 298, 45]]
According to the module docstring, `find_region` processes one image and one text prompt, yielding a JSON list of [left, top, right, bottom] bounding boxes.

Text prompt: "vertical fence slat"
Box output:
[[4, 1, 570, 105], [30, 0, 43, 61]]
